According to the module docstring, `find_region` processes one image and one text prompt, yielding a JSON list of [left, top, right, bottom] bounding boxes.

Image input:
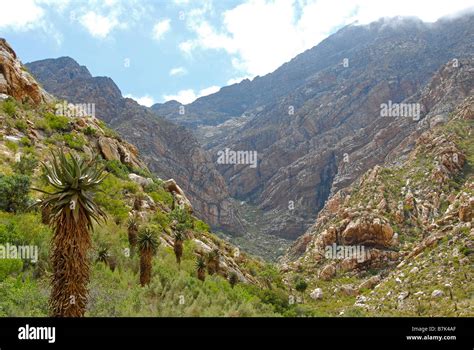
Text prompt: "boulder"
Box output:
[[164, 179, 193, 212], [193, 239, 212, 254], [128, 173, 153, 187], [319, 264, 336, 281], [340, 284, 358, 296], [310, 288, 323, 300], [459, 203, 472, 222], [398, 291, 410, 301], [341, 216, 394, 247], [359, 275, 381, 290], [98, 137, 121, 161]]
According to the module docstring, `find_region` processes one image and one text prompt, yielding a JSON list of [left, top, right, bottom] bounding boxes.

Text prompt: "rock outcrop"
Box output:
[[0, 38, 51, 105], [153, 15, 474, 240], [279, 88, 473, 316], [26, 57, 243, 234]]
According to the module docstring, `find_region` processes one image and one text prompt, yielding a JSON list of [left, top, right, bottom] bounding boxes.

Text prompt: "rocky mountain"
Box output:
[[0, 37, 280, 303], [278, 57, 473, 315], [25, 57, 243, 234], [153, 15, 474, 242], [1, 16, 472, 317]]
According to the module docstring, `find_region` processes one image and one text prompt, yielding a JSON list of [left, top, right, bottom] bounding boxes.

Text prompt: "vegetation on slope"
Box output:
[[0, 98, 299, 317]]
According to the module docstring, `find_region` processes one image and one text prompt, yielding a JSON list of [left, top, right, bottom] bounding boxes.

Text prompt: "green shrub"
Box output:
[[14, 120, 28, 132], [44, 112, 70, 131], [132, 166, 152, 178], [148, 188, 173, 207], [0, 221, 23, 245], [95, 175, 130, 223], [12, 154, 38, 176], [0, 277, 48, 316], [0, 174, 31, 213], [0, 212, 51, 259], [152, 210, 171, 229], [170, 208, 193, 232], [194, 220, 210, 233], [121, 181, 140, 194], [0, 260, 23, 281], [1, 99, 16, 117], [19, 136, 31, 147], [84, 126, 97, 136], [5, 140, 18, 153], [105, 160, 130, 179], [33, 117, 50, 132], [62, 133, 86, 150]]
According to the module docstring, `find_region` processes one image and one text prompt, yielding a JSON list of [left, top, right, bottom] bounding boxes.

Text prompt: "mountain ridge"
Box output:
[[25, 56, 244, 235], [153, 14, 474, 241]]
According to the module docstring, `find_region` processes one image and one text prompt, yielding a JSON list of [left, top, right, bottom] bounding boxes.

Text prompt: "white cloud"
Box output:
[[0, 0, 45, 30], [349, 0, 474, 24], [163, 89, 197, 104], [124, 94, 155, 107], [0, 0, 149, 41], [163, 85, 220, 104], [0, 0, 67, 44], [199, 85, 220, 96], [152, 19, 171, 41], [169, 67, 188, 76], [79, 11, 119, 38], [227, 76, 249, 85], [180, 0, 474, 77]]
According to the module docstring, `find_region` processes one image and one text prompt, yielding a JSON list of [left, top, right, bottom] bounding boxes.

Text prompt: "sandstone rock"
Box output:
[[340, 285, 358, 296], [193, 239, 212, 254], [98, 136, 121, 161], [355, 295, 368, 306], [128, 173, 153, 187], [310, 288, 323, 300], [359, 275, 381, 290], [319, 264, 336, 281], [459, 204, 472, 222], [398, 291, 409, 301], [341, 216, 394, 247], [315, 226, 337, 249], [0, 39, 51, 105], [164, 179, 193, 213], [340, 257, 358, 271]]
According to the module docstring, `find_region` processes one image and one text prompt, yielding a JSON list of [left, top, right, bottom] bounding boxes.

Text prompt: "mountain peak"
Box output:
[[26, 56, 92, 86]]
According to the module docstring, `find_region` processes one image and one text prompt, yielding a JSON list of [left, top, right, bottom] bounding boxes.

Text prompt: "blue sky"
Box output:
[[1, 0, 472, 106]]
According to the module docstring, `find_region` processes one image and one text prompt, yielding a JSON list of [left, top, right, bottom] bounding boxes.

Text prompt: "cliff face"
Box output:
[[153, 15, 474, 240], [278, 59, 473, 315], [25, 58, 243, 234], [0, 39, 52, 105], [0, 38, 257, 284]]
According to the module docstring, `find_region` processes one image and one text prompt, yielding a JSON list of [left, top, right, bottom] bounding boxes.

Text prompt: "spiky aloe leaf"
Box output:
[[35, 150, 107, 230], [195, 255, 206, 270], [97, 247, 109, 263], [137, 227, 160, 254]]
